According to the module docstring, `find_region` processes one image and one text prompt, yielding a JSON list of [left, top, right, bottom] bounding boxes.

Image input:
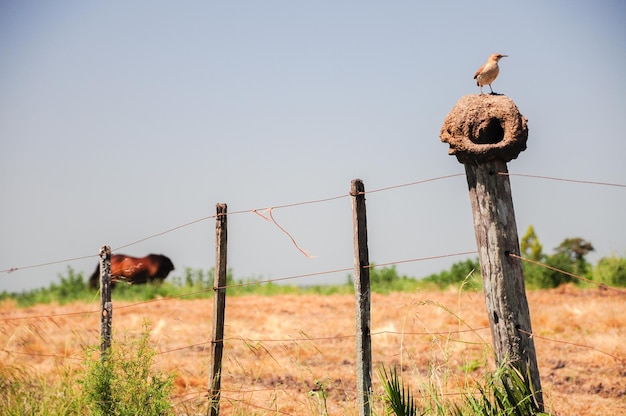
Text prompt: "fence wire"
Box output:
[[4, 170, 622, 276]]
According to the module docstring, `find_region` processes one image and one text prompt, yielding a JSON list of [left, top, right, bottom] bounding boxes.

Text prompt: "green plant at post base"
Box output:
[[81, 320, 174, 416], [453, 365, 549, 416], [379, 363, 551, 416], [379, 365, 421, 416]]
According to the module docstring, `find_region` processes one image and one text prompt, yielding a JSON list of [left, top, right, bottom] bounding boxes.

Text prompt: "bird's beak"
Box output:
[[502, 55, 509, 58]]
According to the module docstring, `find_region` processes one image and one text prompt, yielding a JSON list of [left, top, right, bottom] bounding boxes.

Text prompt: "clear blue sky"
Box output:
[[1, 1, 625, 293]]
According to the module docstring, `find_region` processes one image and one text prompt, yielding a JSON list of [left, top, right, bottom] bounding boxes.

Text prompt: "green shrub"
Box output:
[[81, 321, 174, 416], [0, 322, 173, 415], [593, 255, 626, 287], [346, 265, 423, 293], [422, 258, 481, 289], [524, 253, 579, 289]]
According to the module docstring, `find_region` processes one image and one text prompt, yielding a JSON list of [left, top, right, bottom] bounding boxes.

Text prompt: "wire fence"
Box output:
[[1, 171, 625, 413]]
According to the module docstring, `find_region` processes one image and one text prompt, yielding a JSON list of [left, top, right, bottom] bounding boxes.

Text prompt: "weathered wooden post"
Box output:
[[208, 203, 228, 416], [99, 244, 113, 361], [351, 179, 373, 416], [440, 95, 543, 409]]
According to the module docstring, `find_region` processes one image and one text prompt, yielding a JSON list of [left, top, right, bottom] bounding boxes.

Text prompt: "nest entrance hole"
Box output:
[[473, 118, 505, 144]]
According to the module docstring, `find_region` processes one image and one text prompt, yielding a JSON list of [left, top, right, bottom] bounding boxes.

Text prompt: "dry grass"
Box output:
[[1, 286, 624, 415]]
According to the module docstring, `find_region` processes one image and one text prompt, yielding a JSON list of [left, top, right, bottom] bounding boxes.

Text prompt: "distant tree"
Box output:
[[554, 237, 594, 278], [540, 252, 577, 287], [519, 228, 595, 288], [519, 226, 549, 288], [520, 225, 544, 261], [554, 238, 594, 263]]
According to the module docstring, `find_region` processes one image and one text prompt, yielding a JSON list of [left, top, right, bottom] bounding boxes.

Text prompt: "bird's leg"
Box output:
[[488, 84, 494, 94]]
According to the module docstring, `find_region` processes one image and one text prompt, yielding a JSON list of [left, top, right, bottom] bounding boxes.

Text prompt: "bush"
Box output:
[[593, 255, 626, 287], [422, 258, 481, 289], [524, 253, 582, 289], [0, 322, 174, 415], [347, 265, 422, 294], [82, 321, 174, 416]]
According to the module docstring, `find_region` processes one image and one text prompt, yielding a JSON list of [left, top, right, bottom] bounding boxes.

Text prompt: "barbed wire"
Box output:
[[112, 215, 216, 252], [0, 307, 101, 322], [0, 175, 446, 275], [1, 254, 98, 275], [5, 292, 623, 366], [1, 348, 83, 361], [220, 396, 294, 415], [518, 328, 625, 364], [4, 322, 622, 369], [139, 326, 495, 358], [3, 248, 625, 324], [0, 250, 478, 322], [360, 173, 466, 194], [2, 171, 625, 412], [508, 252, 626, 295], [2, 296, 622, 412], [2, 171, 623, 276], [499, 172, 626, 188], [216, 251, 478, 290]]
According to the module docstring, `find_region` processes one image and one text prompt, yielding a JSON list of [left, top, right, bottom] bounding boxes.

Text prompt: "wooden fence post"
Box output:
[[441, 95, 543, 409], [351, 179, 372, 416], [99, 245, 112, 361], [208, 203, 228, 416]]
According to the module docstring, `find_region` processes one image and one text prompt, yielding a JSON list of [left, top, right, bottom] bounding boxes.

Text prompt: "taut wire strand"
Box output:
[[498, 172, 626, 188], [509, 252, 626, 294]]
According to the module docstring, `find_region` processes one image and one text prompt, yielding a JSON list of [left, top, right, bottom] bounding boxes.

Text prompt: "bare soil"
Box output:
[[1, 286, 624, 415]]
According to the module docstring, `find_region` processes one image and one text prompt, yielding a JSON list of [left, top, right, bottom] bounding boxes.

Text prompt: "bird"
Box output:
[[474, 53, 508, 95]]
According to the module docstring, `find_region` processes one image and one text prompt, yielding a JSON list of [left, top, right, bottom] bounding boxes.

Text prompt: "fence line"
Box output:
[[216, 251, 479, 290], [2, 171, 625, 412], [0, 249, 478, 323], [2, 249, 625, 324], [2, 170, 622, 276]]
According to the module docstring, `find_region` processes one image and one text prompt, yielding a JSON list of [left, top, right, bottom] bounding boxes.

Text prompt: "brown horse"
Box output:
[[89, 254, 175, 289]]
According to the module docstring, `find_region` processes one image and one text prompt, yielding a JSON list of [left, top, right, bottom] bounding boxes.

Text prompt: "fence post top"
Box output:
[[99, 245, 111, 258], [440, 95, 528, 164]]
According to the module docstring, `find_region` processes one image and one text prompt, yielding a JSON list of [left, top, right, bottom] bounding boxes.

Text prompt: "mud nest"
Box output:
[[440, 95, 528, 164]]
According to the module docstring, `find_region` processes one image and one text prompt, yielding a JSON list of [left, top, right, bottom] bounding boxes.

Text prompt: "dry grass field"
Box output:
[[1, 286, 624, 415]]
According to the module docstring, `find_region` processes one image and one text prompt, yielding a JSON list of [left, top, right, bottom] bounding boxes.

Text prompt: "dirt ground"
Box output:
[[1, 286, 624, 415]]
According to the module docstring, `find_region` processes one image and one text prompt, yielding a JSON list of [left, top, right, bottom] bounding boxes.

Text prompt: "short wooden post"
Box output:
[[208, 204, 228, 416], [99, 245, 113, 361], [351, 179, 372, 416], [441, 95, 543, 409]]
